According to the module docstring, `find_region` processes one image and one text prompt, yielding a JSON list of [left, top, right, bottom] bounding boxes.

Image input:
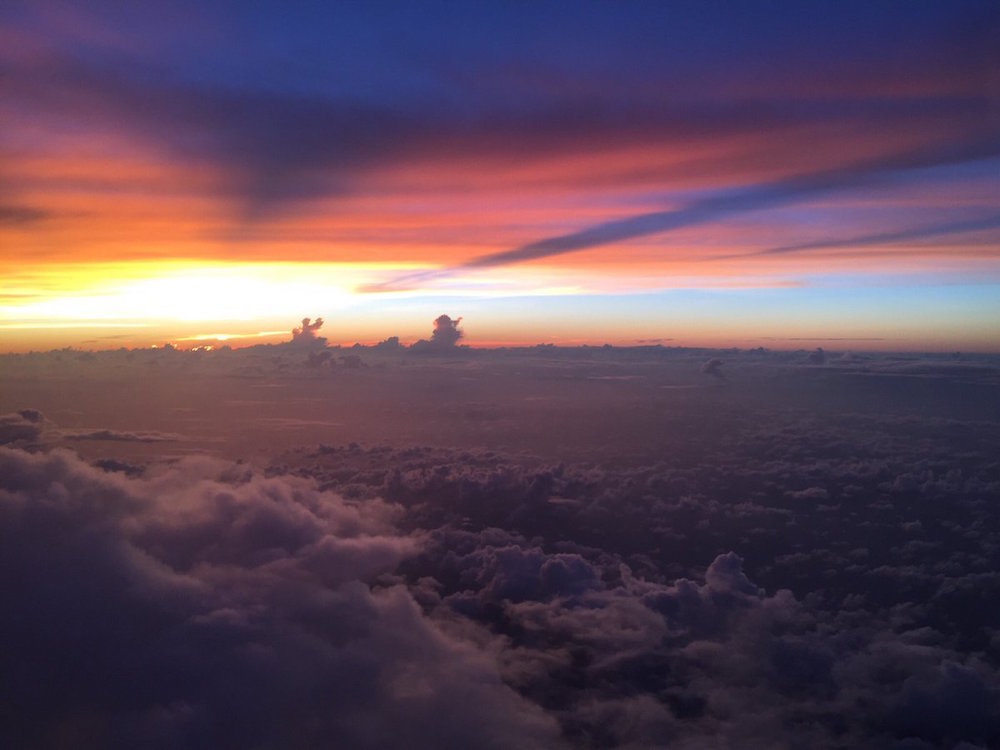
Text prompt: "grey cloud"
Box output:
[[701, 358, 725, 378], [93, 457, 144, 476], [431, 314, 463, 347], [410, 314, 466, 353], [61, 428, 181, 442], [0, 205, 51, 225], [291, 316, 325, 343], [0, 409, 45, 444], [287, 386, 999, 744], [747, 213, 1000, 258]]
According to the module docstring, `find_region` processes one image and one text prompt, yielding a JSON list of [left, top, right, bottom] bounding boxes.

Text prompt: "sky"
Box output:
[[2, 0, 999, 351]]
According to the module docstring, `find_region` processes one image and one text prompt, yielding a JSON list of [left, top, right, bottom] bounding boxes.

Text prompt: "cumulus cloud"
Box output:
[[0, 409, 44, 444], [0, 447, 561, 749], [701, 358, 725, 378], [291, 316, 325, 343], [409, 314, 464, 353], [431, 314, 463, 347], [431, 542, 998, 748], [286, 403, 1000, 748]]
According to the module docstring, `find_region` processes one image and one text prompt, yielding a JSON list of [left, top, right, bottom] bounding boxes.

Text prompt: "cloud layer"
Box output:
[[0, 447, 561, 749], [4, 351, 999, 750]]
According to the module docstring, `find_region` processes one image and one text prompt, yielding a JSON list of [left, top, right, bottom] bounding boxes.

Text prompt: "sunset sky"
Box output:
[[3, 4, 1000, 744], [2, 0, 998, 351]]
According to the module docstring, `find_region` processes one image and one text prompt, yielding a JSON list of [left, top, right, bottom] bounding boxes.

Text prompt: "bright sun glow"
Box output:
[[1, 259, 807, 331], [1, 263, 369, 324]]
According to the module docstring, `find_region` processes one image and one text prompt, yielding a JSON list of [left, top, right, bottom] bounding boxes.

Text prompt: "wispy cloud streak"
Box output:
[[740, 214, 1000, 258], [362, 137, 1000, 292]]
